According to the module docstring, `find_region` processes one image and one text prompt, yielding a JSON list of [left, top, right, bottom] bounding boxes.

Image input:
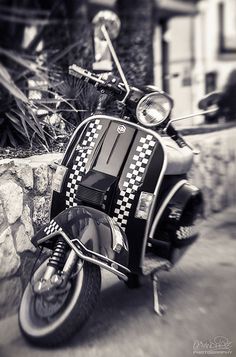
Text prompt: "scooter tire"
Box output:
[[19, 258, 101, 347]]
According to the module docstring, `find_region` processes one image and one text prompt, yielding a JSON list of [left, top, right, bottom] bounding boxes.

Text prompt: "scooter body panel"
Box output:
[[148, 181, 204, 265], [50, 115, 167, 272]]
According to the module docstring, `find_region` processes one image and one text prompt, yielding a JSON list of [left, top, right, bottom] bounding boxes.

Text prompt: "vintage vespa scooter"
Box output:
[[18, 11, 218, 346]]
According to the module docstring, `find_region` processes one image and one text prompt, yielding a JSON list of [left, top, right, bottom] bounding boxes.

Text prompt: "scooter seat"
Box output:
[[162, 136, 194, 175]]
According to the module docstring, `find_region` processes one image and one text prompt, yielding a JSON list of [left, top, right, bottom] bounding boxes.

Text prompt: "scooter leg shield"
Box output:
[[32, 205, 129, 276]]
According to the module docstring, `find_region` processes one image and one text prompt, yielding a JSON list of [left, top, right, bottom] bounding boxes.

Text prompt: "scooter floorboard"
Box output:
[[142, 252, 172, 276]]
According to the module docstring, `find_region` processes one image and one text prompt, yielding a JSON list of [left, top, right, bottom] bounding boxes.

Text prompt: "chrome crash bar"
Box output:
[[37, 231, 130, 281]]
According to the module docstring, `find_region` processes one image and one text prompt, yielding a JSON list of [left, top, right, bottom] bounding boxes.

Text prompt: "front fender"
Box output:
[[32, 206, 129, 270]]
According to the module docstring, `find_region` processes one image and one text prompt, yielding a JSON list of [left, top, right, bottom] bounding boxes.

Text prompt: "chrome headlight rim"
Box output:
[[136, 92, 173, 127]]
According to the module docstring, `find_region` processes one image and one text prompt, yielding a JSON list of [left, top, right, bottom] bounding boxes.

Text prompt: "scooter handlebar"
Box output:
[[69, 64, 125, 96], [69, 64, 105, 85]]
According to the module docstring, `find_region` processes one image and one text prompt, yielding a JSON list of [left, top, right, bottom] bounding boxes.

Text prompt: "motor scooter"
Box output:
[[18, 11, 218, 347]]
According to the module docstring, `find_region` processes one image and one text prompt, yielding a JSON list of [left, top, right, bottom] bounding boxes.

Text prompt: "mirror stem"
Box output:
[[165, 106, 218, 131], [101, 25, 130, 103]]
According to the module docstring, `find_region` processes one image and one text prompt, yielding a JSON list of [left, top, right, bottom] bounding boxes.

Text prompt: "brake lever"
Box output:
[[69, 64, 125, 97], [69, 64, 105, 85]]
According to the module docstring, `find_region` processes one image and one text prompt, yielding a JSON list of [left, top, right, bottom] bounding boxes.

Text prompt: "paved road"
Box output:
[[0, 207, 235, 357]]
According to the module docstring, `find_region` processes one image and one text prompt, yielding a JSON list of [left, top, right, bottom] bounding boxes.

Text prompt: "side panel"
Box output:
[[150, 182, 204, 264]]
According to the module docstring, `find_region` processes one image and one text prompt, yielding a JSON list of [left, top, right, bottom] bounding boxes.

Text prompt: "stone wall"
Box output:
[[188, 127, 236, 216], [0, 153, 62, 318], [0, 127, 235, 319]]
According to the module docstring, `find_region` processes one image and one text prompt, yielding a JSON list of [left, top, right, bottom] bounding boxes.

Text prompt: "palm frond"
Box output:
[[0, 62, 29, 103], [0, 47, 48, 82]]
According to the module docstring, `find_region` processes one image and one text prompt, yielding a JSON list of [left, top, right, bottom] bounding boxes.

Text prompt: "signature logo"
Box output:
[[193, 336, 232, 355], [117, 125, 126, 134]]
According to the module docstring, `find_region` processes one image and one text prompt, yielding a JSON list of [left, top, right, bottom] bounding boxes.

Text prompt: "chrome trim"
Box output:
[[101, 25, 130, 103], [140, 137, 168, 268], [107, 215, 128, 253], [37, 230, 130, 280], [149, 179, 187, 239], [37, 232, 59, 245], [71, 238, 130, 273], [42, 266, 56, 281], [62, 249, 79, 276], [63, 233, 128, 280], [164, 107, 218, 132], [62, 114, 168, 155], [169, 107, 218, 125]]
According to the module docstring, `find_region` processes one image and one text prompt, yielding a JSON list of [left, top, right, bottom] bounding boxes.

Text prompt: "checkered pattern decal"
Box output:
[[112, 134, 156, 229], [176, 225, 197, 240], [65, 119, 102, 208], [44, 219, 62, 235]]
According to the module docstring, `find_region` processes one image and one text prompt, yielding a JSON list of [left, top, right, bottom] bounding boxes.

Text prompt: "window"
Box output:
[[219, 1, 236, 54]]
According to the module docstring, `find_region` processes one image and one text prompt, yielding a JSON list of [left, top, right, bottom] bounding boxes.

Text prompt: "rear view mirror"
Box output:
[[92, 10, 121, 72], [92, 10, 121, 40], [198, 91, 221, 110]]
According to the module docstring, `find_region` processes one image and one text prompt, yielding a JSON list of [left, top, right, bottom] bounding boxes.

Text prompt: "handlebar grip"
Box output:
[[69, 64, 125, 96], [69, 64, 105, 86]]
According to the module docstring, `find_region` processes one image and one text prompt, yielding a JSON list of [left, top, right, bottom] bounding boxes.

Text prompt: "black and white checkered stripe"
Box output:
[[113, 134, 156, 229], [44, 219, 62, 235], [65, 119, 102, 208], [176, 225, 197, 240]]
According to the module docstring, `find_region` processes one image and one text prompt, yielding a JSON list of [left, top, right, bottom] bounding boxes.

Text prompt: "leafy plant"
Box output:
[[0, 0, 97, 150], [0, 55, 49, 148]]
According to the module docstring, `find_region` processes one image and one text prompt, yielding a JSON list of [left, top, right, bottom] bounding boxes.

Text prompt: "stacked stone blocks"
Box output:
[[0, 154, 62, 318]]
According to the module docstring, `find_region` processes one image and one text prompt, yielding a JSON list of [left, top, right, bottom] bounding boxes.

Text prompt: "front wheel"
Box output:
[[19, 258, 101, 347]]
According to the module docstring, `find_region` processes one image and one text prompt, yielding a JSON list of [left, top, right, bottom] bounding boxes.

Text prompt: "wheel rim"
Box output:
[[34, 282, 71, 319], [19, 258, 84, 338]]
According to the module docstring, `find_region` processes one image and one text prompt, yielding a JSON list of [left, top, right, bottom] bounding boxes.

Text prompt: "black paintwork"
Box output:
[[50, 116, 164, 272], [94, 122, 136, 176], [150, 182, 204, 264], [48, 116, 201, 274]]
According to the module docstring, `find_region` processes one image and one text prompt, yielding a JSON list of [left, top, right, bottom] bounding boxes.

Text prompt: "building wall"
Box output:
[[153, 0, 236, 126]]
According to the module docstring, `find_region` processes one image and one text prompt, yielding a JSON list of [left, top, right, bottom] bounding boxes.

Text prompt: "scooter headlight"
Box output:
[[136, 92, 173, 127]]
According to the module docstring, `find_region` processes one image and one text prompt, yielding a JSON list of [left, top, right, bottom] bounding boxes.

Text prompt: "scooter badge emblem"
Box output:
[[117, 125, 126, 134]]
